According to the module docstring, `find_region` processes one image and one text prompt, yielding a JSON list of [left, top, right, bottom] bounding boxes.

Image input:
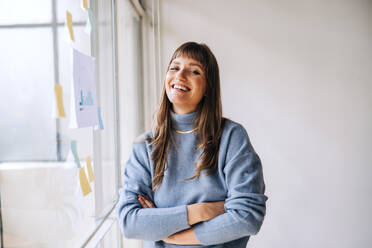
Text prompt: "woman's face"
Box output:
[[165, 56, 206, 114]]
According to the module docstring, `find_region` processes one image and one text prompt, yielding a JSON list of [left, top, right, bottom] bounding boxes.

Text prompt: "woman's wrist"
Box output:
[[187, 203, 203, 225]]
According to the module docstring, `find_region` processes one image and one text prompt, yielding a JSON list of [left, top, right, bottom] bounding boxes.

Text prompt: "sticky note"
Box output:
[[85, 8, 95, 34], [97, 107, 104, 129], [66, 11, 75, 41], [94, 107, 104, 130], [79, 167, 92, 196], [86, 156, 94, 182], [82, 0, 88, 10], [54, 84, 66, 118], [71, 140, 81, 168]]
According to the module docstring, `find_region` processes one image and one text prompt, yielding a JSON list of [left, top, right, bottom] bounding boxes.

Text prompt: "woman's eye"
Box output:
[[192, 70, 200, 75], [170, 67, 179, 71]]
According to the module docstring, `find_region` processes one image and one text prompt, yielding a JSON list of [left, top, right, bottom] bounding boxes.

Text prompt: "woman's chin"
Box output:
[[169, 95, 189, 105]]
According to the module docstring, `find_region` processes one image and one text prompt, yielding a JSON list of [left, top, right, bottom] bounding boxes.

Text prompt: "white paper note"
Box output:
[[69, 48, 98, 128]]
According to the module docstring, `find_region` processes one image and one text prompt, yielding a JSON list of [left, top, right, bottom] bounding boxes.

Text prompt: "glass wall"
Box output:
[[0, 0, 126, 247]]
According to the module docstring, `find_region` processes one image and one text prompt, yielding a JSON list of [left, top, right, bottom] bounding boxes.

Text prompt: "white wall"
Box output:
[[158, 0, 372, 247]]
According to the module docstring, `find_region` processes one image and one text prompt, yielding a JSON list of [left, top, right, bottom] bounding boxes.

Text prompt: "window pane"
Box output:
[[0, 28, 56, 161], [0, 0, 52, 25]]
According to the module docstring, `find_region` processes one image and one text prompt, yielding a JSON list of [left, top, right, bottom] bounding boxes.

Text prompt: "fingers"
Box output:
[[144, 195, 156, 208], [137, 195, 156, 208], [138, 195, 150, 208], [138, 195, 148, 208]]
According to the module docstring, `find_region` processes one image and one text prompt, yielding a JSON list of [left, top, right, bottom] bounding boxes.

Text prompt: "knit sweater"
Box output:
[[117, 111, 268, 248]]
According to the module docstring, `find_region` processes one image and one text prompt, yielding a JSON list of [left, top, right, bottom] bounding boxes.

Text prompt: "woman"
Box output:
[[117, 42, 268, 247]]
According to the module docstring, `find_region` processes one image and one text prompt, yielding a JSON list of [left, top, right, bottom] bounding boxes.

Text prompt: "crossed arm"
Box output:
[[118, 127, 267, 245], [137, 194, 225, 245]]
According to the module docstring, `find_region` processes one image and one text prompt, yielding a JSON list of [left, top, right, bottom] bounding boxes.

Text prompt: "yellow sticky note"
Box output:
[[82, 0, 88, 10], [66, 11, 75, 41], [79, 167, 92, 196], [54, 84, 66, 118], [86, 156, 94, 182]]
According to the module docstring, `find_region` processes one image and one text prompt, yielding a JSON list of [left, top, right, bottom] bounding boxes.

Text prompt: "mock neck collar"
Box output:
[[170, 111, 197, 132]]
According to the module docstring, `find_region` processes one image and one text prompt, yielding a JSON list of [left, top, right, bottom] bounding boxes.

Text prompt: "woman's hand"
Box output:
[[199, 201, 226, 222], [187, 201, 225, 225], [137, 194, 156, 208]]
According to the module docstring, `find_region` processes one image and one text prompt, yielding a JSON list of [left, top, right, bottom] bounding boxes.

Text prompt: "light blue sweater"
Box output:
[[117, 111, 268, 248]]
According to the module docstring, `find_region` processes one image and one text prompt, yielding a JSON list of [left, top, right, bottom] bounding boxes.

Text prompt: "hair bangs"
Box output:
[[170, 42, 210, 71]]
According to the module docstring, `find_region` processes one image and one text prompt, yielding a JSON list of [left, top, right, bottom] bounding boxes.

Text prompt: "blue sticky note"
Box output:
[[71, 140, 81, 168], [97, 107, 104, 130], [87, 8, 95, 34]]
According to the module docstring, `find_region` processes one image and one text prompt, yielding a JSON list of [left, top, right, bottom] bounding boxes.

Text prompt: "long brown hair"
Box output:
[[149, 42, 223, 191]]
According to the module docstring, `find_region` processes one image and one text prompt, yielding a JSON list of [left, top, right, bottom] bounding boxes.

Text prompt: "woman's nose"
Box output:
[[176, 68, 186, 80]]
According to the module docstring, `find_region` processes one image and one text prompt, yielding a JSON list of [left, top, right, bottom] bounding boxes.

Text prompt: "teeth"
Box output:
[[174, 85, 188, 91]]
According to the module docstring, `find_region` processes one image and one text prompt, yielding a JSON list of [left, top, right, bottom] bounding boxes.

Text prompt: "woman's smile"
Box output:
[[172, 83, 191, 92]]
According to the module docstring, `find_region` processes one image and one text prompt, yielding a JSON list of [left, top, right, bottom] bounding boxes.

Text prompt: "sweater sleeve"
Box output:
[[193, 125, 268, 245], [116, 140, 191, 241]]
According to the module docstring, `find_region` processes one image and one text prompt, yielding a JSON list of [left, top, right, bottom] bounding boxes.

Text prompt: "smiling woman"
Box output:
[[117, 42, 268, 248]]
